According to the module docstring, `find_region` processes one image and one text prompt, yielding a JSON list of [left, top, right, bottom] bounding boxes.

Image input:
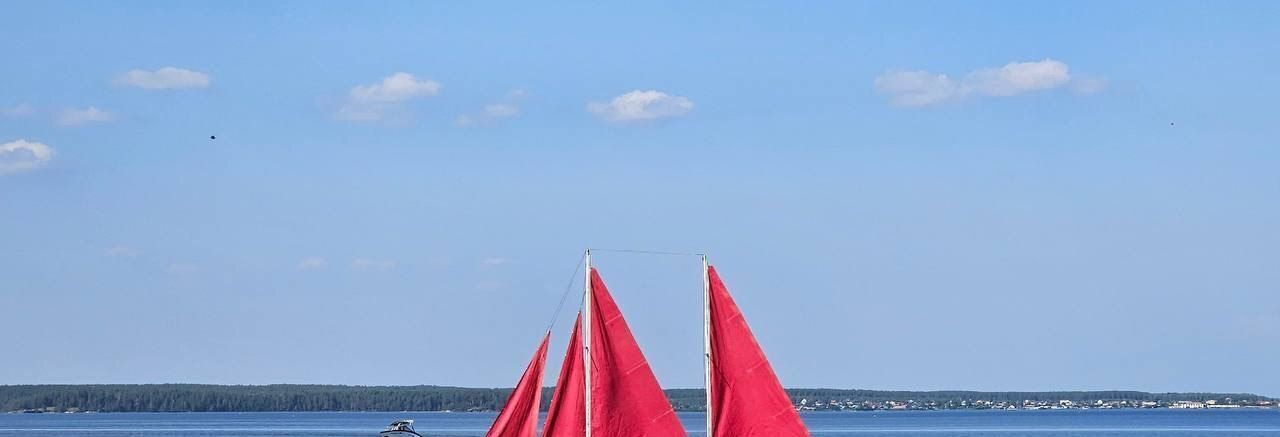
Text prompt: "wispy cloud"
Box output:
[[965, 59, 1071, 96], [349, 72, 440, 103], [588, 90, 693, 123], [874, 59, 1100, 107], [0, 139, 55, 175], [874, 71, 962, 108], [105, 245, 138, 258], [351, 258, 396, 271], [57, 106, 115, 126], [456, 89, 525, 127], [1, 103, 35, 118], [115, 67, 211, 90], [1071, 75, 1109, 95], [336, 72, 440, 122], [480, 257, 509, 266], [297, 257, 327, 271], [334, 105, 387, 123]]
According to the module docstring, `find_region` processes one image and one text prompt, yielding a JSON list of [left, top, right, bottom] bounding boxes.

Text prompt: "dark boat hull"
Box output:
[[379, 431, 422, 437]]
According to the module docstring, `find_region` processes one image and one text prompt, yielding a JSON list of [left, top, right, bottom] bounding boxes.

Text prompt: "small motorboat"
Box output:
[[379, 419, 422, 437]]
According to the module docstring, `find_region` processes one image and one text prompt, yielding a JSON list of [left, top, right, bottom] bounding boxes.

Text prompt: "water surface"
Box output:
[[2, 409, 1278, 436]]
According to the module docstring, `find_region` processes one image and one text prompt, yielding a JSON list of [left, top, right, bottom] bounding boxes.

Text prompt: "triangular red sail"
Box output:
[[588, 268, 687, 437], [485, 332, 550, 437], [542, 315, 585, 437], [708, 265, 809, 437]]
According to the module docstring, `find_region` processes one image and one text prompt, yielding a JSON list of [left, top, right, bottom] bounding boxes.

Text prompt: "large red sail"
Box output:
[[708, 265, 809, 437], [542, 315, 585, 437], [484, 332, 550, 437], [588, 268, 687, 437]]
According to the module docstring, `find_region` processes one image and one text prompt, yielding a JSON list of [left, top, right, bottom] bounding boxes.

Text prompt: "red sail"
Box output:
[[485, 332, 550, 437], [588, 268, 687, 437], [708, 265, 809, 437], [542, 315, 585, 437]]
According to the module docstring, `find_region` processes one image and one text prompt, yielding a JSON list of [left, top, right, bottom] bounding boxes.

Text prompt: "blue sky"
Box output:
[[2, 1, 1278, 396]]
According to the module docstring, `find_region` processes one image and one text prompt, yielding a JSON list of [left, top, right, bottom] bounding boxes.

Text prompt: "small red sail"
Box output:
[[485, 332, 550, 437], [708, 265, 809, 437], [542, 315, 585, 437], [588, 268, 687, 437]]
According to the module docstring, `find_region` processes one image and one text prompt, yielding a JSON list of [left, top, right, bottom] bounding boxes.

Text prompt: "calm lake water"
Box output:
[[2, 410, 1279, 436]]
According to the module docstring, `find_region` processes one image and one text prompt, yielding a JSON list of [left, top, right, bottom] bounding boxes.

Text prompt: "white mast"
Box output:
[[702, 254, 713, 437], [583, 249, 593, 437]]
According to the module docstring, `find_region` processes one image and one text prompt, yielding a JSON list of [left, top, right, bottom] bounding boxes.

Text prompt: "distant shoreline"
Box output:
[[9, 408, 1280, 415], [3, 384, 1275, 414]]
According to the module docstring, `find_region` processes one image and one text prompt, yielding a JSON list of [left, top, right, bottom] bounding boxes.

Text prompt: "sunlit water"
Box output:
[[2, 410, 1279, 436]]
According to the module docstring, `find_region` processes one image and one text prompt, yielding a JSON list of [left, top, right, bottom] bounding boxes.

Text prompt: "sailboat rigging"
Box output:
[[481, 249, 808, 437], [482, 333, 549, 437], [705, 261, 809, 436]]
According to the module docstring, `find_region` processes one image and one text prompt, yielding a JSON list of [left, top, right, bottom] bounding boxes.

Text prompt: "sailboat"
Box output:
[[703, 260, 809, 437], [481, 250, 809, 437], [482, 333, 549, 437]]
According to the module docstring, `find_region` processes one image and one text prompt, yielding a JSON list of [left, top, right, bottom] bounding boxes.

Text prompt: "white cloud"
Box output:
[[2, 103, 35, 118], [297, 257, 327, 270], [484, 103, 519, 118], [588, 90, 694, 123], [586, 89, 696, 121], [336, 73, 440, 122], [57, 106, 115, 126], [351, 73, 441, 103], [875, 59, 1100, 107], [0, 139, 55, 175], [352, 258, 396, 271], [455, 89, 526, 127], [115, 67, 211, 90], [105, 245, 138, 258], [874, 71, 961, 107], [963, 59, 1071, 96], [349, 73, 440, 103]]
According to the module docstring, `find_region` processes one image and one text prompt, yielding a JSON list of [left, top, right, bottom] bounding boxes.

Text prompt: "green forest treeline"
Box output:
[[1, 385, 1271, 413]]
